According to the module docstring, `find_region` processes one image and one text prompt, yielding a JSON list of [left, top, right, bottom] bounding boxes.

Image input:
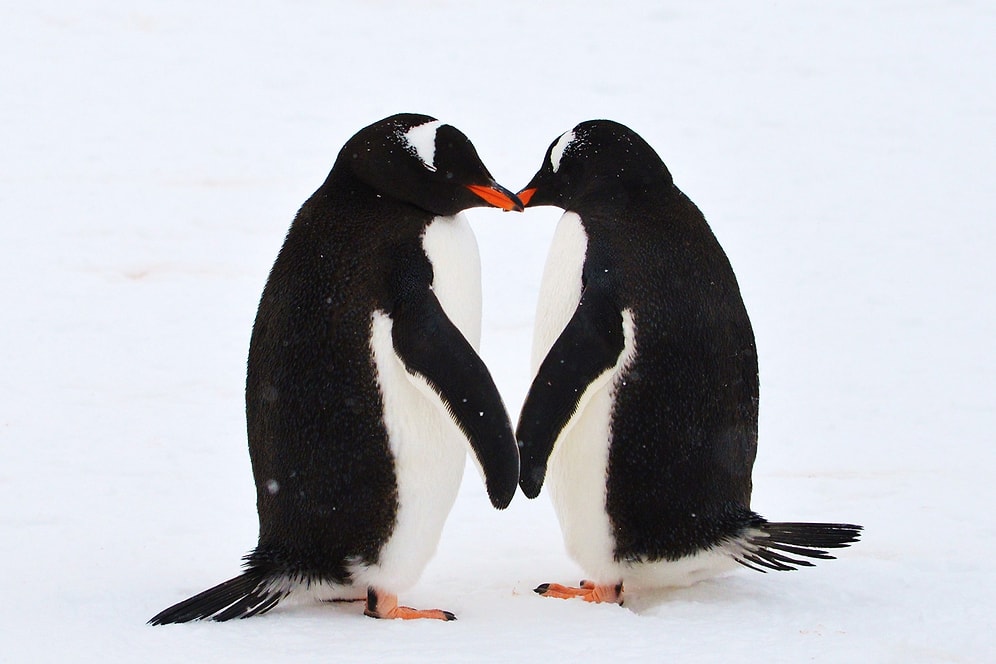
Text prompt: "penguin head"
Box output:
[[344, 113, 522, 216], [518, 120, 673, 210]]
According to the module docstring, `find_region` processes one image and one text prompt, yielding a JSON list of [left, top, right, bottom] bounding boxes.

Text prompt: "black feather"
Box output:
[[733, 521, 862, 573], [148, 568, 290, 625]]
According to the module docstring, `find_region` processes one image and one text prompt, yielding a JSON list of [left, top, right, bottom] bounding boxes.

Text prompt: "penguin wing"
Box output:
[[391, 286, 519, 509], [516, 280, 626, 498]]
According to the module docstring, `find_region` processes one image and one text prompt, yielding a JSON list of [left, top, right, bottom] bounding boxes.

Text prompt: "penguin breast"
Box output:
[[352, 213, 482, 593], [531, 211, 587, 369], [421, 214, 482, 348]]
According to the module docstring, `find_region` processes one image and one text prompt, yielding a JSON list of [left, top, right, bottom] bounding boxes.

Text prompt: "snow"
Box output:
[[2, 1, 994, 662]]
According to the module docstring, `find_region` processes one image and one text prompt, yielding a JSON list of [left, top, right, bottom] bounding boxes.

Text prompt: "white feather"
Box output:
[[530, 212, 587, 370], [353, 214, 482, 593], [421, 213, 482, 348], [400, 120, 443, 172], [549, 130, 575, 174], [545, 310, 636, 584]]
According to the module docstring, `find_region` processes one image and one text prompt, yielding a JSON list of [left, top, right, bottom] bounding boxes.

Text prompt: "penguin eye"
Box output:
[[445, 171, 454, 180]]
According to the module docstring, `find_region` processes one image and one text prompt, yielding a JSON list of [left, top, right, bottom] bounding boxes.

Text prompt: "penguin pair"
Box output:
[[150, 115, 860, 624]]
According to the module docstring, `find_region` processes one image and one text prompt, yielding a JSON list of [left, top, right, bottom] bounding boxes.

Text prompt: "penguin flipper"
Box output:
[[148, 569, 289, 624], [391, 286, 519, 509], [516, 281, 625, 498]]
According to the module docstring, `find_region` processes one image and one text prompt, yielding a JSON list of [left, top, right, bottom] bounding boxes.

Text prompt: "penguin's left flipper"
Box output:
[[516, 279, 626, 498], [392, 285, 519, 509]]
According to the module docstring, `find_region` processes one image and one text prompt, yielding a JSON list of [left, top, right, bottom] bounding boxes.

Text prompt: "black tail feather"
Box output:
[[148, 568, 291, 625], [733, 521, 862, 573]]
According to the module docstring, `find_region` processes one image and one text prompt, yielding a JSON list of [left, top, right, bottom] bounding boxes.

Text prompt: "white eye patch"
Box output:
[[401, 120, 443, 172], [549, 130, 575, 173]]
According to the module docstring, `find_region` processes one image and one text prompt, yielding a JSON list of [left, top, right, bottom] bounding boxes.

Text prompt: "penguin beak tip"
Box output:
[[465, 184, 524, 212], [517, 188, 537, 207]]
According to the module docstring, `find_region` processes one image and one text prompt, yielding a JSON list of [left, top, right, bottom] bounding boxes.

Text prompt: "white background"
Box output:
[[2, 2, 993, 662]]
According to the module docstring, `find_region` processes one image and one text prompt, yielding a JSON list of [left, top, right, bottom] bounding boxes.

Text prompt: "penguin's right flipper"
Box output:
[[148, 569, 289, 624], [391, 285, 519, 509], [516, 280, 626, 498]]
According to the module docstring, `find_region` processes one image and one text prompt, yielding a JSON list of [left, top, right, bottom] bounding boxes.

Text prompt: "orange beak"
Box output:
[[517, 188, 537, 207], [466, 184, 524, 212]]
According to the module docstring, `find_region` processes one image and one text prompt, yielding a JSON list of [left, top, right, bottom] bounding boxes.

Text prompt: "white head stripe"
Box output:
[[550, 130, 575, 173], [402, 120, 443, 172]]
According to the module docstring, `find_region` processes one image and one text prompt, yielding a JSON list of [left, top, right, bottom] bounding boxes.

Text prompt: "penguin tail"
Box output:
[[148, 567, 292, 625], [732, 520, 863, 573]]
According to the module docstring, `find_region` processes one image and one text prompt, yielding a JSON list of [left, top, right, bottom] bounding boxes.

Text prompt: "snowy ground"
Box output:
[[2, 2, 994, 662]]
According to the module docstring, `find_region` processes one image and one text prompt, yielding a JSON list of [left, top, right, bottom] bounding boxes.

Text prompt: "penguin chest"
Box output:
[[420, 213, 483, 348], [532, 211, 639, 580], [547, 381, 619, 581], [530, 212, 587, 371], [544, 309, 637, 581], [354, 214, 483, 591]]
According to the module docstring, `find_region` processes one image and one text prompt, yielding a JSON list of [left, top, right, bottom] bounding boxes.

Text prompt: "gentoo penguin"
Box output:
[[149, 114, 522, 624], [515, 120, 860, 604]]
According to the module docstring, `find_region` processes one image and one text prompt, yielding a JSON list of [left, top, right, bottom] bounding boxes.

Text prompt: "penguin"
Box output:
[[515, 120, 861, 605], [149, 114, 522, 624]]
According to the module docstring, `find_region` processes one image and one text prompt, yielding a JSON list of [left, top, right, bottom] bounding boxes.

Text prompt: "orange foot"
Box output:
[[363, 588, 456, 621], [534, 580, 624, 604]]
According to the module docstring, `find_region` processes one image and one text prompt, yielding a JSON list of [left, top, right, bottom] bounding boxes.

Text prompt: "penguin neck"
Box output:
[[569, 183, 710, 260], [567, 163, 675, 216], [569, 184, 675, 231], [309, 164, 437, 231]]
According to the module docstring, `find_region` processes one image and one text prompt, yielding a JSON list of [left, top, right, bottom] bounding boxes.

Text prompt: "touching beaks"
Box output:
[[465, 183, 524, 212], [517, 188, 536, 207]]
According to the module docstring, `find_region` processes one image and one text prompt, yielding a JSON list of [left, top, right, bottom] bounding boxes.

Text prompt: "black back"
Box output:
[[519, 120, 760, 561]]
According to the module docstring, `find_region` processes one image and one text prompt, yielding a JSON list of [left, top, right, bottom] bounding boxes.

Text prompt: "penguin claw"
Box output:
[[533, 581, 624, 604], [363, 588, 456, 621], [364, 606, 456, 621]]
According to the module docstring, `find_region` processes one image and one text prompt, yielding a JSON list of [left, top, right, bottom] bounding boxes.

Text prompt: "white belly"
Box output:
[[531, 212, 587, 371], [531, 211, 622, 580], [422, 213, 482, 349], [547, 380, 618, 581], [353, 214, 482, 593], [544, 309, 637, 584]]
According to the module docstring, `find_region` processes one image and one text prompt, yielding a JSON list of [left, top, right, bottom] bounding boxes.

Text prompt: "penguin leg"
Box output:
[[363, 587, 456, 621], [534, 580, 624, 604]]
